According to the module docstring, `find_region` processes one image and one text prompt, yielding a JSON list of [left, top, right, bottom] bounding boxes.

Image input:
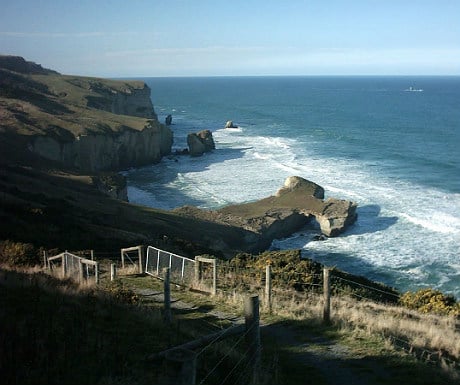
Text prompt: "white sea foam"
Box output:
[[128, 78, 460, 298]]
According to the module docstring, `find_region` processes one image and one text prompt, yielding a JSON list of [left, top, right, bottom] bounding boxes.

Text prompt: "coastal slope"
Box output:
[[0, 56, 356, 259], [0, 55, 173, 172]]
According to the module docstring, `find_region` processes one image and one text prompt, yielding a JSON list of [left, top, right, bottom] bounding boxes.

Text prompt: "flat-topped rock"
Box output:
[[175, 176, 358, 253]]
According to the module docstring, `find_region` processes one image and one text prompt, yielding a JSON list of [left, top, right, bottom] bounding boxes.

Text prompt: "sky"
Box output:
[[0, 0, 459, 77]]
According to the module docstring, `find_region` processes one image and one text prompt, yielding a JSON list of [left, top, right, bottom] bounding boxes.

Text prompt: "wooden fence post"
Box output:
[[138, 245, 144, 274], [110, 263, 117, 281], [265, 264, 272, 313], [62, 253, 67, 278], [121, 249, 125, 269], [43, 250, 48, 270], [163, 348, 197, 385], [211, 258, 217, 296], [194, 256, 201, 286], [78, 260, 84, 284], [95, 262, 99, 285], [164, 267, 172, 324], [323, 267, 331, 324], [245, 295, 261, 385]]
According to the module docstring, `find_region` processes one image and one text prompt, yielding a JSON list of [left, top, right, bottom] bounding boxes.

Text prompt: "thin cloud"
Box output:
[[0, 31, 136, 38], [104, 45, 280, 58]]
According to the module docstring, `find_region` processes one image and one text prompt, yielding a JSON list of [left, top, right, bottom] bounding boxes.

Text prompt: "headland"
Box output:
[[0, 56, 356, 259]]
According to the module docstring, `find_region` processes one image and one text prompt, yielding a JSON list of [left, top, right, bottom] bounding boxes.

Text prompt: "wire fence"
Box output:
[[145, 245, 195, 285], [42, 245, 460, 379], [47, 251, 99, 285]]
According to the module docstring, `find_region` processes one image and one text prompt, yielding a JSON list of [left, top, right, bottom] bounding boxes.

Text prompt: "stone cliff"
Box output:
[[0, 55, 173, 172], [83, 79, 158, 119], [30, 121, 172, 172]]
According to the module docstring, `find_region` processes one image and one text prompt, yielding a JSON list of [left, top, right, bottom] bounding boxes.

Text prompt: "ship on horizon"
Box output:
[[405, 86, 424, 92]]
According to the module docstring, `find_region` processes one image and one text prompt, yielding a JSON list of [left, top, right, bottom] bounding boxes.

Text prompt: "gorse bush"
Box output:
[[104, 281, 140, 304], [0, 240, 40, 266], [227, 250, 323, 291], [224, 250, 399, 303], [400, 288, 460, 317]]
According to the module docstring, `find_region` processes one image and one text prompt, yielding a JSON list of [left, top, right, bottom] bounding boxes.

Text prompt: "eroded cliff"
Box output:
[[0, 55, 172, 172]]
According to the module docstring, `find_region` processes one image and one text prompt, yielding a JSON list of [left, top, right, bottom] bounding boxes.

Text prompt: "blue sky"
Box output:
[[1, 0, 459, 77]]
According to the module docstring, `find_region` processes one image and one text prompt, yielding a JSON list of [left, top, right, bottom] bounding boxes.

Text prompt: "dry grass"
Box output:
[[331, 295, 460, 361], [209, 280, 460, 369]]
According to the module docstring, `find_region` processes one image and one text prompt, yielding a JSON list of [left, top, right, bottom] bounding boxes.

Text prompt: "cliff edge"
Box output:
[[0, 55, 172, 172]]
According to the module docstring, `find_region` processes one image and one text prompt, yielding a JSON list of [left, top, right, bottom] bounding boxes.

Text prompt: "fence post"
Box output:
[[245, 295, 261, 385], [121, 249, 125, 269], [138, 245, 144, 274], [194, 256, 201, 286], [265, 264, 272, 313], [43, 250, 48, 270], [95, 262, 99, 285], [90, 250, 94, 261], [110, 263, 117, 281], [163, 348, 197, 385], [211, 258, 217, 296], [164, 267, 172, 324], [323, 267, 331, 324], [62, 253, 67, 278], [78, 260, 84, 284]]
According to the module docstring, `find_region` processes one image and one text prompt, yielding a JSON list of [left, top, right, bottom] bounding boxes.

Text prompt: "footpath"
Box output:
[[132, 284, 400, 385]]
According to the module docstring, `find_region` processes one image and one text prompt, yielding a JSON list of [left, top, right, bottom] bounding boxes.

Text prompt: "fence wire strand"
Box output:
[[198, 322, 257, 385], [332, 275, 400, 298]]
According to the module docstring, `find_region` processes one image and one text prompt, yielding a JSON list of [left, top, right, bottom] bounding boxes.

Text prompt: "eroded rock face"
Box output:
[[92, 173, 128, 201], [276, 176, 325, 199], [187, 130, 215, 156], [175, 176, 357, 254], [31, 122, 173, 172], [316, 198, 358, 237], [110, 84, 157, 119]]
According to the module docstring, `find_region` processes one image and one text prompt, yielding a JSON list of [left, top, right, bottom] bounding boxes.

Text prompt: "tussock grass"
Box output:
[[0, 266, 198, 385]]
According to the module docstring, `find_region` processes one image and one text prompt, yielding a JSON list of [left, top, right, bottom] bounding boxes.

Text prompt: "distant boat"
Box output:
[[405, 86, 423, 92]]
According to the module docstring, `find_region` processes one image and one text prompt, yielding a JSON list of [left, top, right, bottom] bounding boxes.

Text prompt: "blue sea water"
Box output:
[[126, 76, 460, 298]]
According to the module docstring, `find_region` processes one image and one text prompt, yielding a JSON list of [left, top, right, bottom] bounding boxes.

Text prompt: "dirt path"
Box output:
[[263, 323, 390, 385], [135, 287, 386, 384]]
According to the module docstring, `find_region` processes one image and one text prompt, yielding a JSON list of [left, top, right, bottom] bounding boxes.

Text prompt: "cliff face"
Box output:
[[31, 121, 173, 171], [0, 55, 173, 172], [84, 79, 157, 119]]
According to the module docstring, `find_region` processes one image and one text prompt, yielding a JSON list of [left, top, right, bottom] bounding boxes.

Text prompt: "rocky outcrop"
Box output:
[[175, 176, 357, 253], [316, 198, 358, 237], [30, 121, 173, 172], [272, 176, 357, 237], [0, 55, 58, 75], [187, 130, 215, 156], [92, 173, 128, 201], [0, 57, 173, 172], [276, 176, 325, 199], [165, 114, 172, 125], [110, 84, 157, 119], [84, 80, 157, 119], [225, 120, 237, 128]]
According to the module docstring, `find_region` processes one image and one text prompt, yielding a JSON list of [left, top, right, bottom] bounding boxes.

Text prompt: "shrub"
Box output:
[[104, 281, 140, 304], [0, 240, 39, 266], [400, 288, 460, 317]]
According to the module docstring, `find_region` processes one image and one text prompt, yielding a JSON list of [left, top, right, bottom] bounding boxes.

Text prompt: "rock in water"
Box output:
[[316, 198, 358, 237], [165, 114, 172, 125], [187, 130, 215, 156], [225, 120, 237, 128], [276, 176, 325, 199]]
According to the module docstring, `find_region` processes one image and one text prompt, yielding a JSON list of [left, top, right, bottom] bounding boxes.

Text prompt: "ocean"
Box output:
[[125, 76, 460, 298]]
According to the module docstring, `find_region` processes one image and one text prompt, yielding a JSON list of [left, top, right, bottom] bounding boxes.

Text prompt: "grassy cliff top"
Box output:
[[0, 56, 157, 165]]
